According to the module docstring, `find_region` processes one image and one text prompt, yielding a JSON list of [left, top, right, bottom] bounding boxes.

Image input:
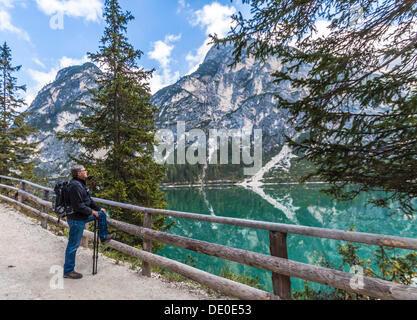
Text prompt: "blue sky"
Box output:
[[0, 0, 251, 108]]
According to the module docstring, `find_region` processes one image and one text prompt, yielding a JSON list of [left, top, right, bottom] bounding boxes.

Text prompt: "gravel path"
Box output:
[[0, 202, 214, 300]]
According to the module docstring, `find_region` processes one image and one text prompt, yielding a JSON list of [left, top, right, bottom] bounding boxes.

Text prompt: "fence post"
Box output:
[[269, 231, 292, 300], [80, 224, 89, 247], [142, 212, 152, 277], [41, 190, 50, 229], [18, 181, 26, 203]]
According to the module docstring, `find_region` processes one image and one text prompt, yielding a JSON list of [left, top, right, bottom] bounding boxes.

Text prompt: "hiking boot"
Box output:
[[101, 232, 116, 245], [63, 271, 83, 279]]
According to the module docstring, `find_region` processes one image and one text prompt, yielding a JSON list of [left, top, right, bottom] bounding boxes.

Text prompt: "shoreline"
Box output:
[[161, 181, 327, 188]]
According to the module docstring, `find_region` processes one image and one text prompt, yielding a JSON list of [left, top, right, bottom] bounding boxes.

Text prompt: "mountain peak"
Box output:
[[27, 41, 301, 181], [202, 44, 235, 63], [55, 62, 99, 82]]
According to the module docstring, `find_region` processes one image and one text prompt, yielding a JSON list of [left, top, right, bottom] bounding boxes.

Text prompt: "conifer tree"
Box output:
[[59, 0, 168, 245], [213, 0, 417, 216], [0, 42, 38, 178]]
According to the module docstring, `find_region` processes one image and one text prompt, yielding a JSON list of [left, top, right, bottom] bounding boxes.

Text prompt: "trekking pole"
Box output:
[[93, 218, 98, 275], [92, 218, 96, 275], [92, 217, 99, 275], [95, 218, 99, 272]]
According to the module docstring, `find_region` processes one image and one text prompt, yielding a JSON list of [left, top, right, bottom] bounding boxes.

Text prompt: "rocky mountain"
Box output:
[[27, 62, 101, 178], [152, 44, 304, 152], [26, 45, 310, 183]]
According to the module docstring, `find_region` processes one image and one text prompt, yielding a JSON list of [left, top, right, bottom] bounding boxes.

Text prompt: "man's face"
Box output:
[[77, 167, 88, 180]]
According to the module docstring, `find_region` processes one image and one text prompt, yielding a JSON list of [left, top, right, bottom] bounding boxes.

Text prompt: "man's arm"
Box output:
[[89, 195, 107, 216], [68, 184, 93, 217], [90, 198, 101, 212]]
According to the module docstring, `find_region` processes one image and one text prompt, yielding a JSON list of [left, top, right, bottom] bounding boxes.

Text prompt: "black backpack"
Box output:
[[53, 181, 74, 223]]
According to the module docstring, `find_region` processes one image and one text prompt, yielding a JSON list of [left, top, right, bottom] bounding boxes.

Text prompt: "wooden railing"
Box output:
[[1, 175, 417, 300]]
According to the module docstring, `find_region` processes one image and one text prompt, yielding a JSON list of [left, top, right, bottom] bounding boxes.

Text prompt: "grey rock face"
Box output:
[[152, 44, 304, 153], [27, 45, 304, 180], [27, 62, 101, 178]]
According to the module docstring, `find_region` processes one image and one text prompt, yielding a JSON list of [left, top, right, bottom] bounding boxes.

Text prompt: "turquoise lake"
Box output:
[[157, 184, 416, 294]]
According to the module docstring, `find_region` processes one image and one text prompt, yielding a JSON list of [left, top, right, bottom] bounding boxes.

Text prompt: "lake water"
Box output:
[[157, 184, 416, 294]]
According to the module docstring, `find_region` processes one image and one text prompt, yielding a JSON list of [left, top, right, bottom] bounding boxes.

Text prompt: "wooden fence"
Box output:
[[1, 175, 417, 300]]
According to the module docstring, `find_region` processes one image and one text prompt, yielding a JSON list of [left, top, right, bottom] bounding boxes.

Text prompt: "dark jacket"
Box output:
[[68, 177, 101, 221]]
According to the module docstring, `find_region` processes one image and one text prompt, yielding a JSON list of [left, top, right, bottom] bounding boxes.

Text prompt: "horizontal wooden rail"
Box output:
[[2, 175, 417, 300], [0, 175, 53, 192], [0, 193, 276, 300], [0, 185, 52, 209], [21, 180, 52, 192], [2, 187, 417, 299], [79, 196, 417, 251], [0, 175, 21, 183], [104, 236, 277, 300], [0, 183, 19, 192], [0, 194, 68, 228], [2, 175, 417, 251], [107, 217, 417, 300]]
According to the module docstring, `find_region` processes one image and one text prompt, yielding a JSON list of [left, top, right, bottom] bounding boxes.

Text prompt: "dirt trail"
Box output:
[[0, 202, 214, 300]]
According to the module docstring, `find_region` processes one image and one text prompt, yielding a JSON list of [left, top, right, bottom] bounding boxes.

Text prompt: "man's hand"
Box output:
[[92, 210, 99, 218], [100, 208, 107, 214]]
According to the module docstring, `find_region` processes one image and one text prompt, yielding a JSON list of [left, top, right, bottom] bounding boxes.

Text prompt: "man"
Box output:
[[63, 164, 116, 279]]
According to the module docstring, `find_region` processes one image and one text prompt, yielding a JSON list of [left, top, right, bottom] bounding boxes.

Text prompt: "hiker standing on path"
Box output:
[[63, 165, 116, 279]]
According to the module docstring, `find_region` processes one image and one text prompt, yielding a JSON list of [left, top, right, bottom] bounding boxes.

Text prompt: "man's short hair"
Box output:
[[70, 165, 85, 178]]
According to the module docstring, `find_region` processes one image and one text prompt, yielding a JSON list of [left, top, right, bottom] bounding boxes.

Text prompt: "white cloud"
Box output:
[[32, 58, 46, 69], [177, 0, 190, 14], [148, 34, 182, 94], [25, 55, 90, 106], [0, 0, 13, 8], [0, 8, 30, 41], [191, 2, 236, 37], [149, 69, 180, 95], [149, 40, 175, 68], [185, 42, 211, 74], [59, 55, 90, 68], [165, 34, 182, 43], [186, 2, 236, 74], [36, 0, 103, 22]]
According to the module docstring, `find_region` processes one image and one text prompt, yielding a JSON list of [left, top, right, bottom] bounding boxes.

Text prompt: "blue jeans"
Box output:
[[63, 211, 109, 274]]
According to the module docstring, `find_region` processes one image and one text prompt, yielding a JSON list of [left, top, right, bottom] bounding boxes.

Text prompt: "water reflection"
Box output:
[[244, 184, 300, 223], [159, 184, 416, 293]]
